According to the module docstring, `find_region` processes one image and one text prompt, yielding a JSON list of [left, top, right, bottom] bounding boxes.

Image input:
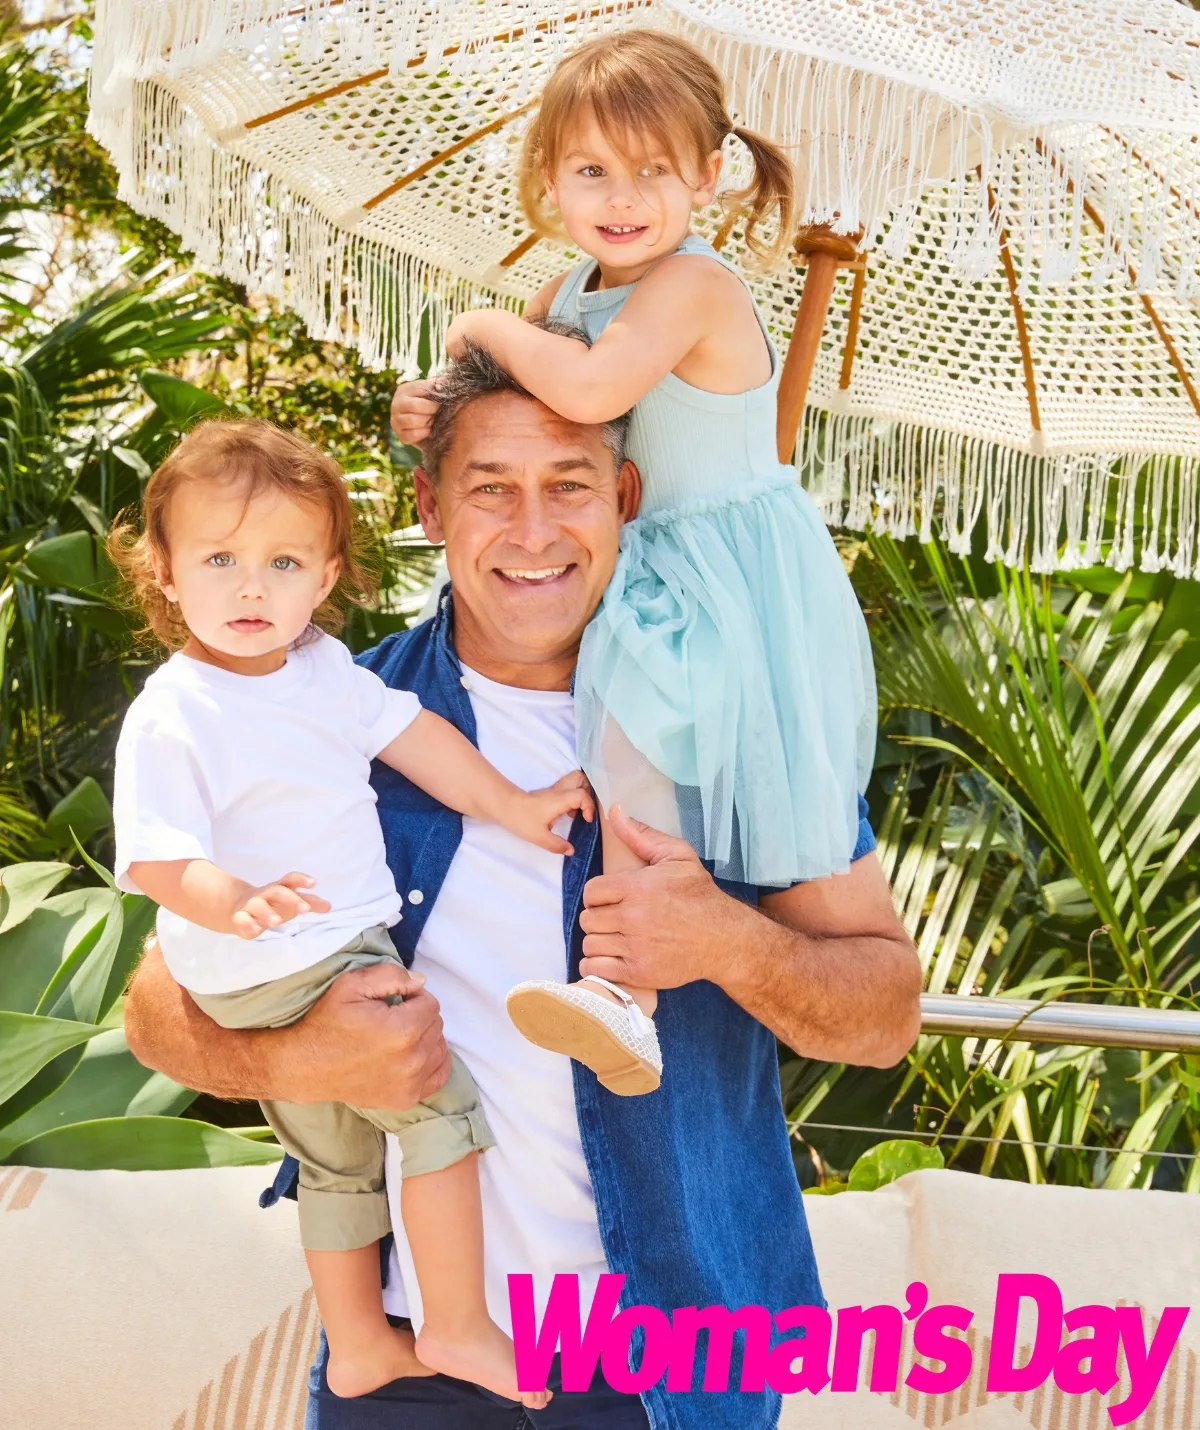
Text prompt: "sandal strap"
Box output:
[[579, 975, 654, 1037]]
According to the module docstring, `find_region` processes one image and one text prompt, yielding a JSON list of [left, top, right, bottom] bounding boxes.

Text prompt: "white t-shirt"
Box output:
[[112, 633, 420, 995], [383, 665, 608, 1333]]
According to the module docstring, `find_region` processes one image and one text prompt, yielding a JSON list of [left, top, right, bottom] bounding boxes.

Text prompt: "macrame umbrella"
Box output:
[[87, 0, 1200, 573]]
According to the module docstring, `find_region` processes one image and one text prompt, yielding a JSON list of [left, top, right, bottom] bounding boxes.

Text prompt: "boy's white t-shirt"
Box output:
[[112, 633, 420, 995], [383, 665, 609, 1334]]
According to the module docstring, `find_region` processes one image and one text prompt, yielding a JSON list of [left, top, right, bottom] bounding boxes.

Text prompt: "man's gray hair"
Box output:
[[420, 318, 631, 483]]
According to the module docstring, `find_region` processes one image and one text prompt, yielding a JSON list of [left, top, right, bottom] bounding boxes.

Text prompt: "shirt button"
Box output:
[[460, 676, 471, 690], [408, 890, 424, 905]]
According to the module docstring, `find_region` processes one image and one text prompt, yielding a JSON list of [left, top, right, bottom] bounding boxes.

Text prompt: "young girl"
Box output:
[[393, 30, 876, 1096], [108, 419, 592, 1406]]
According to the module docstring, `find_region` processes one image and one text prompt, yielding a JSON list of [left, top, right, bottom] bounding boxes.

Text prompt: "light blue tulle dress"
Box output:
[[550, 234, 877, 887]]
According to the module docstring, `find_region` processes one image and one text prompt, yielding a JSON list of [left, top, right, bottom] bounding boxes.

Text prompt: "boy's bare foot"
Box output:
[[326, 1322, 438, 1398], [416, 1318, 552, 1410]]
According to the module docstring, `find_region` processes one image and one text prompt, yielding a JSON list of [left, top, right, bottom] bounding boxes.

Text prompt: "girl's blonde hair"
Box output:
[[107, 418, 375, 650], [519, 30, 795, 266]]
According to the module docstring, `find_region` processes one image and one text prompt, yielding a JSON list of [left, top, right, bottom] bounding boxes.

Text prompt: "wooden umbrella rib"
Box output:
[[987, 183, 1041, 434], [244, 69, 388, 130], [1078, 192, 1200, 423], [360, 98, 538, 211], [240, 5, 620, 133], [1135, 292, 1200, 422], [837, 258, 868, 391], [1038, 139, 1200, 424], [498, 232, 542, 268]]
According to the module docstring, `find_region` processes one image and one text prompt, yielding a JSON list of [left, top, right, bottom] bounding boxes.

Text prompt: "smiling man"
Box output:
[[123, 332, 922, 1430]]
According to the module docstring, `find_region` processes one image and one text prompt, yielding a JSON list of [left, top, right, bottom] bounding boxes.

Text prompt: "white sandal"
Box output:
[[506, 975, 662, 1096]]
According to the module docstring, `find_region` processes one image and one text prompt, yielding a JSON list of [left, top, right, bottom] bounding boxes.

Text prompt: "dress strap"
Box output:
[[546, 257, 597, 322], [673, 232, 739, 274]]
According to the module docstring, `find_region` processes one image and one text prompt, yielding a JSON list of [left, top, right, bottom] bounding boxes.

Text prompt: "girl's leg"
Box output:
[[598, 806, 657, 1018], [305, 1245, 436, 1397], [594, 713, 674, 1017], [404, 1152, 551, 1410]]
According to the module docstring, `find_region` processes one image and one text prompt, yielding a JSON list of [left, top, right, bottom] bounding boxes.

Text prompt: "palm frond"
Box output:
[[850, 537, 1200, 1189]]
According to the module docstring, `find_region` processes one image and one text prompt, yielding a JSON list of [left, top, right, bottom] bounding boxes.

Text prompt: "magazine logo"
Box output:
[[508, 1272, 1189, 1426]]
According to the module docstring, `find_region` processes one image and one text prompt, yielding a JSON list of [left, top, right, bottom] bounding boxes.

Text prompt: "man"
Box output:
[[124, 338, 922, 1430]]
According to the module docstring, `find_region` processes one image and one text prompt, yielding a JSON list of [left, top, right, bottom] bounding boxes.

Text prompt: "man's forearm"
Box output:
[[124, 943, 294, 1101], [717, 899, 923, 1068], [124, 940, 454, 1110], [577, 822, 923, 1070]]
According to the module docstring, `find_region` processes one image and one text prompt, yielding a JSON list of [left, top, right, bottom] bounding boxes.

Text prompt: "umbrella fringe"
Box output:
[[670, 9, 1200, 301], [88, 79, 525, 377], [87, 2, 1200, 299], [87, 0, 641, 107], [799, 410, 1200, 578]]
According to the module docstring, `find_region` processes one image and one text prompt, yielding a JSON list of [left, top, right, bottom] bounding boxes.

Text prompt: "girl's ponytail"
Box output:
[[724, 125, 796, 268]]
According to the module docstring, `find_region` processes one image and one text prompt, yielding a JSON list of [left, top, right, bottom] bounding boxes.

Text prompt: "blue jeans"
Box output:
[[304, 1321, 651, 1429]]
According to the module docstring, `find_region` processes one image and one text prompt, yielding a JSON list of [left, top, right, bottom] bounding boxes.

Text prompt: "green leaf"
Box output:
[[0, 861, 70, 935], [847, 1138, 945, 1191], [0, 1010, 106, 1105], [33, 887, 119, 1018], [0, 1028, 194, 1159], [102, 893, 156, 1016], [388, 437, 424, 470], [111, 445, 152, 480], [803, 1180, 851, 1196], [56, 600, 132, 641], [0, 886, 111, 1014], [34, 777, 113, 853], [20, 530, 115, 596], [0, 1048, 86, 1133], [5, 1116, 283, 1170], [46, 888, 123, 1025], [139, 369, 230, 428]]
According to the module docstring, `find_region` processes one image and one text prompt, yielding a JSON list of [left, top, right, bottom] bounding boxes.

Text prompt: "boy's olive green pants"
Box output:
[[192, 925, 494, 1252]]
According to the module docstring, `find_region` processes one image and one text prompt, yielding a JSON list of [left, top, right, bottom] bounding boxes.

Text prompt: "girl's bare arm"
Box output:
[[445, 255, 761, 423], [389, 272, 572, 447], [377, 709, 594, 854]]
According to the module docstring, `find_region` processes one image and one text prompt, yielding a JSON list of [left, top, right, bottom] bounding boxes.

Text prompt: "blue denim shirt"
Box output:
[[265, 592, 876, 1430]]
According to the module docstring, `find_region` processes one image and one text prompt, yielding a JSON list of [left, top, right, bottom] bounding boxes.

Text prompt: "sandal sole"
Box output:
[[506, 986, 660, 1097]]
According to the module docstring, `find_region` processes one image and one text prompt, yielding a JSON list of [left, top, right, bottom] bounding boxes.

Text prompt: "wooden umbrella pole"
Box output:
[[775, 225, 863, 463]]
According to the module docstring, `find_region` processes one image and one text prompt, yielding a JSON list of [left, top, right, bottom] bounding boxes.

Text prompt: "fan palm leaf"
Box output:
[[857, 539, 1200, 1190]]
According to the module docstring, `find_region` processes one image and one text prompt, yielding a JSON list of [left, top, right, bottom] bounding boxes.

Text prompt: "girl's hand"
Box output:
[[445, 308, 506, 359], [502, 771, 596, 856], [390, 378, 439, 448], [231, 872, 332, 939]]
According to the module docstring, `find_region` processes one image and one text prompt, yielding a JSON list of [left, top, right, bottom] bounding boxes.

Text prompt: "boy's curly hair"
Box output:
[[107, 418, 376, 650]]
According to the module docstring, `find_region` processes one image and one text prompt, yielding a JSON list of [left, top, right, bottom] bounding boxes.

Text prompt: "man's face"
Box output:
[[414, 392, 639, 682]]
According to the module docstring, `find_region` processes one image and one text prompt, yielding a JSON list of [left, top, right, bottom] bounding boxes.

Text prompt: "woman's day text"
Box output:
[[509, 1273, 1188, 1424]]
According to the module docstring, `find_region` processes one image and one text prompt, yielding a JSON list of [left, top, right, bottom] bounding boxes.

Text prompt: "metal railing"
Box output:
[[920, 994, 1200, 1053]]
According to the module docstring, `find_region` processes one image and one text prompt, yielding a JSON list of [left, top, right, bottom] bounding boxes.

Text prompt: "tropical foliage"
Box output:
[[786, 540, 1200, 1192], [0, 24, 436, 869], [0, 857, 280, 1168], [0, 19, 435, 1167]]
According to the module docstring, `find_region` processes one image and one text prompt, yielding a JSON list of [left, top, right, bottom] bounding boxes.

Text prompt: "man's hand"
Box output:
[[289, 959, 452, 1108], [390, 378, 439, 447], [578, 808, 733, 990], [124, 939, 453, 1110], [579, 806, 923, 1068]]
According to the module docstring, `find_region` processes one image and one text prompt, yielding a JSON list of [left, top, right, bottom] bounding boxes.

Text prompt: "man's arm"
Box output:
[[577, 811, 922, 1068], [124, 940, 453, 1109]]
